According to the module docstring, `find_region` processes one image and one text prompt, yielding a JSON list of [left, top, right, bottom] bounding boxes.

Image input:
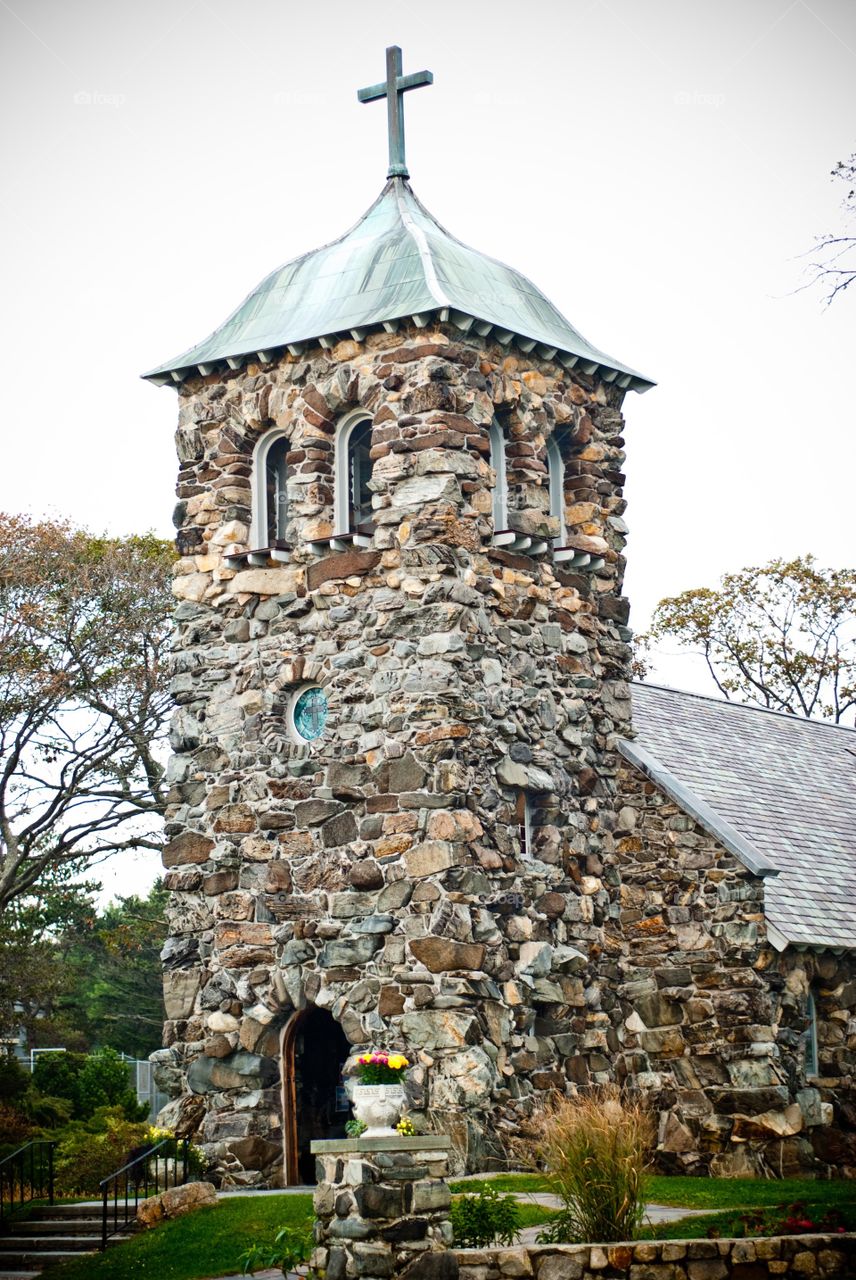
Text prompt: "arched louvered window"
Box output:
[[488, 418, 508, 534], [334, 413, 375, 541], [546, 435, 566, 546], [804, 990, 819, 1078], [252, 430, 289, 549], [516, 791, 534, 860]]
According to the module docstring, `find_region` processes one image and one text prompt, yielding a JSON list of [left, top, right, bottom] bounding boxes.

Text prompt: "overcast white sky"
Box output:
[[2, 0, 854, 901]]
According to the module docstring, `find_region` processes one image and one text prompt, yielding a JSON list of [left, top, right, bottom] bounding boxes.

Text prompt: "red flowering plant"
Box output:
[[354, 1051, 409, 1085], [709, 1203, 850, 1240], [777, 1203, 847, 1235]]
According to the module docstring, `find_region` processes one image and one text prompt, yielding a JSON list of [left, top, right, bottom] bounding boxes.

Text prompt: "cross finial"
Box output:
[[357, 46, 433, 180]]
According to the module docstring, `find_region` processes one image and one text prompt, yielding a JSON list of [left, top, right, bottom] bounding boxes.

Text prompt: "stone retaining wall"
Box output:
[[455, 1236, 856, 1279]]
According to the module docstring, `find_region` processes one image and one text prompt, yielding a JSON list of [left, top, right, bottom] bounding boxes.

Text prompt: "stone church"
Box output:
[[147, 49, 855, 1186]]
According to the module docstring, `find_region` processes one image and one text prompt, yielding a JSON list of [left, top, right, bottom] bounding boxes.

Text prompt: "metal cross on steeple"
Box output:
[[357, 46, 433, 180]]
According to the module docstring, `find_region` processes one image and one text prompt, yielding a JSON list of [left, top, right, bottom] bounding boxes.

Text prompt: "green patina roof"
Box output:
[[143, 178, 653, 392]]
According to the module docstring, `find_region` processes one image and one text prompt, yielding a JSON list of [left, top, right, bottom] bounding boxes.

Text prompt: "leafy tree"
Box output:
[[0, 1052, 30, 1102], [804, 152, 856, 305], [640, 556, 856, 724], [0, 874, 98, 1050], [30, 1050, 80, 1103], [0, 881, 166, 1058], [0, 514, 173, 914], [76, 1048, 145, 1118], [57, 883, 167, 1059], [31, 1048, 146, 1120]]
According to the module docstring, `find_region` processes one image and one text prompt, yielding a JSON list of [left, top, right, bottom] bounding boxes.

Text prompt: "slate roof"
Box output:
[[143, 178, 653, 392], [623, 683, 856, 952]]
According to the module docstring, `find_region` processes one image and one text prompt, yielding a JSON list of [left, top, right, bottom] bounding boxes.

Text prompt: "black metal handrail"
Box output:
[[100, 1137, 189, 1250], [0, 1139, 55, 1227]]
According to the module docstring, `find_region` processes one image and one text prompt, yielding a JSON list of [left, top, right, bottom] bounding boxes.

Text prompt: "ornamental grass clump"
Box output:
[[524, 1087, 654, 1244]]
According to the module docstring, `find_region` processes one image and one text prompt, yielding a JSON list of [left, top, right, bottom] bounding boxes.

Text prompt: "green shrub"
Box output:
[[451, 1183, 520, 1248], [0, 1101, 35, 1148], [54, 1109, 149, 1195], [76, 1049, 139, 1116], [146, 1126, 208, 1178], [31, 1052, 81, 1106], [20, 1092, 73, 1129], [239, 1220, 314, 1275], [522, 1086, 653, 1245]]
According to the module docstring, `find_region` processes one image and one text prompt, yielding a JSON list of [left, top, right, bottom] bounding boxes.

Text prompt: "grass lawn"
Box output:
[[451, 1174, 856, 1243], [50, 1193, 313, 1280], [507, 1200, 558, 1231], [450, 1174, 550, 1195], [452, 1173, 856, 1212], [644, 1176, 856, 1212], [44, 1175, 856, 1278]]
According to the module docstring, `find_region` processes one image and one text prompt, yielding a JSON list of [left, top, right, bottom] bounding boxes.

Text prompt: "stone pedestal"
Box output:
[[310, 1135, 457, 1280]]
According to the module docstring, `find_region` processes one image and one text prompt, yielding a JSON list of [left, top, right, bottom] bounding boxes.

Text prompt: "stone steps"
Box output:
[[0, 1250, 95, 1271], [0, 1203, 111, 1276], [14, 1219, 102, 1236]]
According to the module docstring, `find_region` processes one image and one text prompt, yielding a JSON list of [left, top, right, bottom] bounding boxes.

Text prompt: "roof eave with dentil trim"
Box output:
[[142, 179, 655, 394]]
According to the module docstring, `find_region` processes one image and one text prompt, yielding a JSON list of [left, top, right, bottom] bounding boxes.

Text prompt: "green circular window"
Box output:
[[292, 686, 328, 742]]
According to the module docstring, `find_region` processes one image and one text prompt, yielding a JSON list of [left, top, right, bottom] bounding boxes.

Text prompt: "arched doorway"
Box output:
[[281, 1006, 351, 1184]]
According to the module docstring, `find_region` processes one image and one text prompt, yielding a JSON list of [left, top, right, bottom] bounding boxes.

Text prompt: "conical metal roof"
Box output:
[[144, 178, 653, 392]]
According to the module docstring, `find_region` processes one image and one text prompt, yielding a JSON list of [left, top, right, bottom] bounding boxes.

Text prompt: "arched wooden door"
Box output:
[[280, 1006, 351, 1184]]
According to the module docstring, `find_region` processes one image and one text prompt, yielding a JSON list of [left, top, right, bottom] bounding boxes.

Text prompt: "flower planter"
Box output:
[[352, 1083, 405, 1137]]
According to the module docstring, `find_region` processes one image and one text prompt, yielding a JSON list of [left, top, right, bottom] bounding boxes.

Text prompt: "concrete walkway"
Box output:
[[513, 1189, 718, 1225], [513, 1192, 717, 1246]]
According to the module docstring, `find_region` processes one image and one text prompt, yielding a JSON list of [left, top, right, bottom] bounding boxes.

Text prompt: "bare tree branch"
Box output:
[[800, 153, 856, 306]]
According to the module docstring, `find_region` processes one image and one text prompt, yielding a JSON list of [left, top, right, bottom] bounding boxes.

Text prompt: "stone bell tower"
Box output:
[[147, 47, 653, 1186]]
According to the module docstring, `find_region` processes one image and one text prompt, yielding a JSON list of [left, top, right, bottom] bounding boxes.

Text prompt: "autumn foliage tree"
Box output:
[[0, 514, 174, 913], [640, 556, 856, 725]]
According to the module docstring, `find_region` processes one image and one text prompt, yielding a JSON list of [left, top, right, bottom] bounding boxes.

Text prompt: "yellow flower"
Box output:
[[387, 1054, 408, 1070]]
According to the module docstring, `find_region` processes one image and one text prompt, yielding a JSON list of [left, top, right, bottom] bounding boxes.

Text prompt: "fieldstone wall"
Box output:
[[615, 757, 856, 1177], [153, 322, 636, 1183], [153, 317, 854, 1185], [771, 948, 856, 1175], [312, 1135, 453, 1280], [455, 1237, 856, 1280]]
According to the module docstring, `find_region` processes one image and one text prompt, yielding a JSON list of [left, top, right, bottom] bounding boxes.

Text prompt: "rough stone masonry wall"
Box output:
[[771, 947, 856, 1176], [455, 1238, 856, 1280], [152, 323, 636, 1184], [312, 1136, 453, 1280], [615, 758, 856, 1178]]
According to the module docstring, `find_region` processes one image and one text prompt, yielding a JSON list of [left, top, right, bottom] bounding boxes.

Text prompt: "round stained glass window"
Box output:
[[292, 686, 328, 742]]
